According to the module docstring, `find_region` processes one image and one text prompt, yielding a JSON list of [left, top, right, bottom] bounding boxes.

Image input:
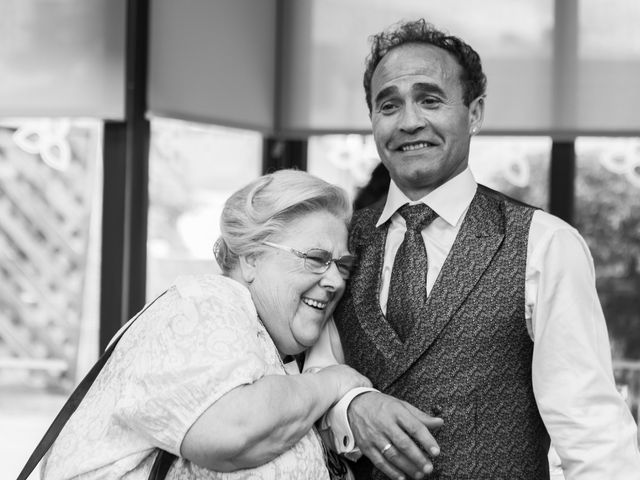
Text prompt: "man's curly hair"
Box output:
[[363, 19, 487, 113]]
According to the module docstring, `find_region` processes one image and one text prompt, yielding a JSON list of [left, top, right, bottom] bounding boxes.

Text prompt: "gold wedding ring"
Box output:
[[381, 443, 393, 456]]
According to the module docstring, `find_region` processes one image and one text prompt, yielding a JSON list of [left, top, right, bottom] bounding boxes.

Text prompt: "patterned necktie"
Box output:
[[387, 204, 438, 341]]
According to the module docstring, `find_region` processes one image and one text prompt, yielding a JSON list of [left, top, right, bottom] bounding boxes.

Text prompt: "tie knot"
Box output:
[[397, 204, 438, 231]]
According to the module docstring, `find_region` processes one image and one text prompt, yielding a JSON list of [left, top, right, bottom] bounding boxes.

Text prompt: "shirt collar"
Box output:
[[376, 167, 478, 228]]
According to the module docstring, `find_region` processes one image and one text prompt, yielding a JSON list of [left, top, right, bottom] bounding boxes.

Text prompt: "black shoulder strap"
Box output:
[[17, 291, 176, 480], [149, 450, 179, 479]]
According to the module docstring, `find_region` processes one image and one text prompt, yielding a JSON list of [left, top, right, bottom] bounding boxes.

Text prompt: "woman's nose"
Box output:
[[319, 262, 345, 291]]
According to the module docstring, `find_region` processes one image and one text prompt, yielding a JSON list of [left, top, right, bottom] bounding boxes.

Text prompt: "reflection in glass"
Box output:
[[309, 135, 552, 210], [307, 134, 380, 202], [575, 137, 640, 431], [0, 118, 102, 477], [0, 119, 102, 390], [575, 137, 640, 360], [469, 136, 551, 209], [147, 118, 262, 300]]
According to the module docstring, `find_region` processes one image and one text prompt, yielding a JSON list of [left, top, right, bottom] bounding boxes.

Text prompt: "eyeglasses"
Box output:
[[262, 241, 356, 279]]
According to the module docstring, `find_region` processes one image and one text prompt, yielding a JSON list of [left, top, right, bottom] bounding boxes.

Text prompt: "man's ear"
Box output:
[[238, 254, 258, 284], [469, 95, 485, 135]]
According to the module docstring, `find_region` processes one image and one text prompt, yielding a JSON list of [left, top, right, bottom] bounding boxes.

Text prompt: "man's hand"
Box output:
[[348, 392, 443, 480]]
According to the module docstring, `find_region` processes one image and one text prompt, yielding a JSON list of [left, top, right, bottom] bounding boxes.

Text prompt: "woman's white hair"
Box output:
[[214, 169, 352, 274]]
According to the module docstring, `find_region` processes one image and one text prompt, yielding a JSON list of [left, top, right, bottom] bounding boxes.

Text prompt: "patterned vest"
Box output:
[[334, 186, 550, 479]]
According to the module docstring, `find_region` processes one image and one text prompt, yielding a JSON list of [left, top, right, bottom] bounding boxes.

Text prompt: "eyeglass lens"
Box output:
[[304, 249, 355, 277]]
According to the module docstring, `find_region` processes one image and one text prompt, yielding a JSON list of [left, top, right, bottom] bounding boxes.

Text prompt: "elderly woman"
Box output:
[[41, 169, 371, 479]]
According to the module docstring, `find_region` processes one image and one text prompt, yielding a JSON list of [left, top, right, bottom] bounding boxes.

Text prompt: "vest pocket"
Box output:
[[429, 392, 478, 479]]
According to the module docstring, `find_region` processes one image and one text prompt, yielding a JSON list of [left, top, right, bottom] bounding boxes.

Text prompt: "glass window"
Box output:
[[309, 135, 551, 210], [469, 136, 551, 209], [0, 0, 126, 118], [280, 0, 554, 132], [307, 134, 380, 204], [147, 118, 262, 300], [575, 137, 640, 359], [0, 118, 103, 478], [283, 0, 640, 134], [575, 137, 640, 428], [577, 0, 640, 130]]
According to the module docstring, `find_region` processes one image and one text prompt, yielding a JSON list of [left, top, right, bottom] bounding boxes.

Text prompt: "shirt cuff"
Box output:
[[320, 387, 378, 460]]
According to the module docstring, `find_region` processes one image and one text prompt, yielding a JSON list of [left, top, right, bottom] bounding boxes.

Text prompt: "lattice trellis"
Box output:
[[0, 123, 100, 391]]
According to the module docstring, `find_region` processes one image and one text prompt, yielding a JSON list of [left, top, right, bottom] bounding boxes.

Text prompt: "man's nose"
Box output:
[[399, 102, 427, 133]]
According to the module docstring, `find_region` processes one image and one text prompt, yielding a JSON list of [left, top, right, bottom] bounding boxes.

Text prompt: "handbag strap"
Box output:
[[17, 292, 176, 480], [149, 450, 179, 480]]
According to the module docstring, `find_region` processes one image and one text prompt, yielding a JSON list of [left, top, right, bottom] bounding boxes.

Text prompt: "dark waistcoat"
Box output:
[[334, 186, 550, 480]]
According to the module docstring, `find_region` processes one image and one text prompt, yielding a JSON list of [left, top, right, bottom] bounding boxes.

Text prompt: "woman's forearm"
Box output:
[[180, 367, 364, 471]]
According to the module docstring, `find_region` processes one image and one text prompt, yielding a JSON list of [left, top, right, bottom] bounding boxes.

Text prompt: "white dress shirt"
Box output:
[[306, 168, 640, 479]]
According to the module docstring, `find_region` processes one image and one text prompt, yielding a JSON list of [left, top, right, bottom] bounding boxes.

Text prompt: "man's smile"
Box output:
[[398, 141, 435, 152]]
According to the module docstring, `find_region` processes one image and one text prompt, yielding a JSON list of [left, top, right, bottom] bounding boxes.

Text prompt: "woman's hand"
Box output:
[[316, 364, 372, 400]]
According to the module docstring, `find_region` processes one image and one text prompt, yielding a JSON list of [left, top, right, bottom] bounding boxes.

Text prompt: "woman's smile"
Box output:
[[301, 296, 329, 310]]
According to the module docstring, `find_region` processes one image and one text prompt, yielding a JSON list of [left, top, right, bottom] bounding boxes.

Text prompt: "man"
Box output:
[[306, 18, 640, 480]]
